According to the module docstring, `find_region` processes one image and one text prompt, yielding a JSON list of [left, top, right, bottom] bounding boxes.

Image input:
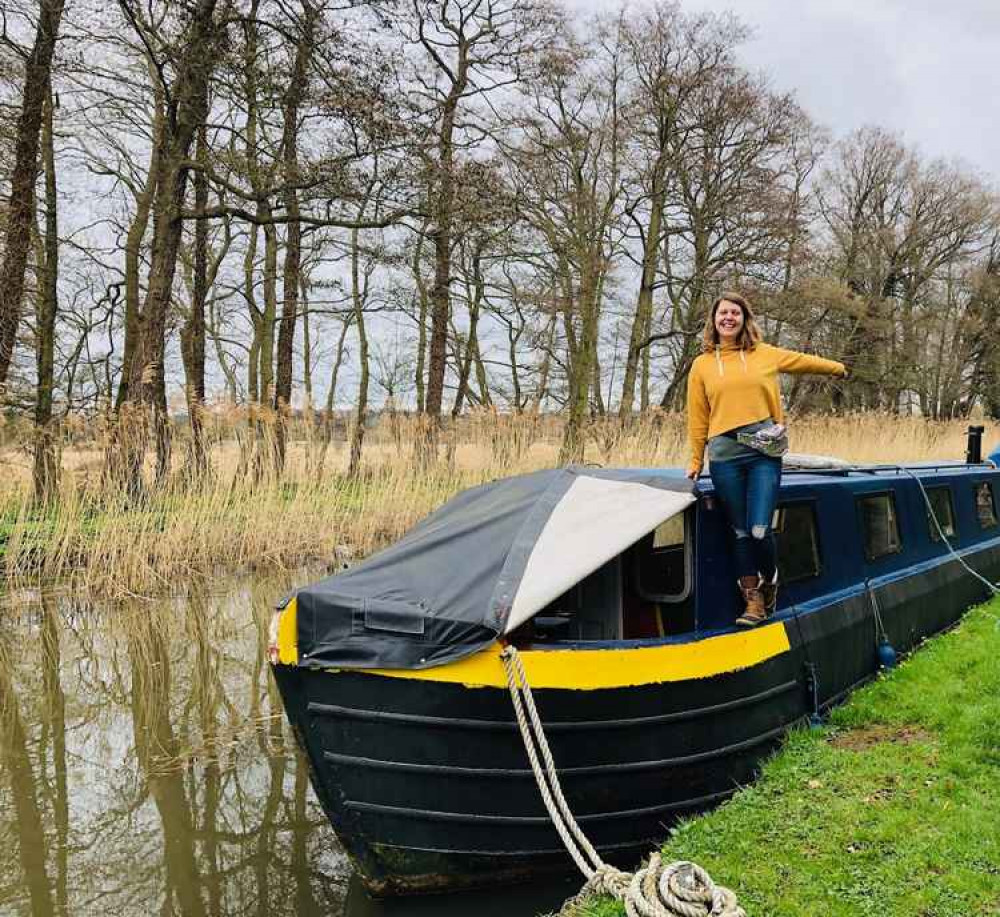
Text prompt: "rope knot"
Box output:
[[588, 863, 631, 898]]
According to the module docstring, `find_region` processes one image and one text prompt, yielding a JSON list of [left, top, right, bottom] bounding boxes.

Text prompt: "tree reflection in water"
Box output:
[[0, 579, 349, 917], [0, 579, 586, 917]]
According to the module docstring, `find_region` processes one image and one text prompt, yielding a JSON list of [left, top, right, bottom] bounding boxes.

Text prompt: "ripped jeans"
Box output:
[[709, 451, 781, 582]]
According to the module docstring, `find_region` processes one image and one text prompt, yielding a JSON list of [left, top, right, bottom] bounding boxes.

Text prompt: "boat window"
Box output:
[[634, 513, 688, 602], [652, 515, 684, 549], [924, 487, 956, 542], [975, 482, 997, 529], [773, 503, 821, 581], [858, 492, 902, 560]]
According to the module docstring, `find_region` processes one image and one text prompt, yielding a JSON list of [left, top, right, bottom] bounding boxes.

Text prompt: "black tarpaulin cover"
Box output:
[[290, 467, 696, 670]]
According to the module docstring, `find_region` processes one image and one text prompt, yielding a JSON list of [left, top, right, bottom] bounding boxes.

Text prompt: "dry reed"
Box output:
[[1, 409, 995, 599]]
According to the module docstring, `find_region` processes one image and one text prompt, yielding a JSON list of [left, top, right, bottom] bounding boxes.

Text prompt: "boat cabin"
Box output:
[[526, 463, 1000, 644]]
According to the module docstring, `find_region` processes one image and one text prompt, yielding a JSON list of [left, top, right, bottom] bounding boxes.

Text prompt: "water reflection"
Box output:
[[0, 581, 576, 917], [0, 581, 349, 917]]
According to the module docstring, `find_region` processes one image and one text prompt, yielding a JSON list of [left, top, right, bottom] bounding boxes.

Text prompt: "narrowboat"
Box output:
[[268, 448, 1000, 896]]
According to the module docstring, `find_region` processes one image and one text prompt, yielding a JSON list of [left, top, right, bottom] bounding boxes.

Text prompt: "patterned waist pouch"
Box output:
[[727, 422, 789, 458]]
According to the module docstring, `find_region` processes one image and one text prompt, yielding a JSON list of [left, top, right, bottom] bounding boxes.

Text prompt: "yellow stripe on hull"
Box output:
[[357, 623, 791, 690]]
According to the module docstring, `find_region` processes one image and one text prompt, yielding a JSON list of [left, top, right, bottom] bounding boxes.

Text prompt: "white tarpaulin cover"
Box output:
[[505, 476, 695, 632], [289, 467, 696, 670]]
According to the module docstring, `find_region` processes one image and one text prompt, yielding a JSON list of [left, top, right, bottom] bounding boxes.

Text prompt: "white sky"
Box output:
[[566, 0, 1000, 182]]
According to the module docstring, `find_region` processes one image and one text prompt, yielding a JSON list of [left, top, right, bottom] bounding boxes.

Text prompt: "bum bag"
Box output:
[[724, 422, 789, 459]]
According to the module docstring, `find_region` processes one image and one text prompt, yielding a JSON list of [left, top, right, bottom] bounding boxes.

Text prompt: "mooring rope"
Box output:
[[893, 465, 1000, 598], [501, 645, 746, 917]]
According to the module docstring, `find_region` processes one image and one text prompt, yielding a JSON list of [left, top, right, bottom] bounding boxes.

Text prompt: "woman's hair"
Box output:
[[701, 291, 763, 353]]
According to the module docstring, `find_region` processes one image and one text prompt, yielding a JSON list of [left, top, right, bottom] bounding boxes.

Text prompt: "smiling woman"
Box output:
[[685, 292, 847, 627]]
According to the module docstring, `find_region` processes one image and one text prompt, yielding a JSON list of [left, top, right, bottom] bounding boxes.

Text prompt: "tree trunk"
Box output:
[[412, 225, 429, 413], [473, 335, 491, 409], [273, 2, 316, 468], [259, 220, 277, 406], [180, 122, 209, 479], [116, 62, 164, 410], [639, 307, 651, 411], [347, 226, 370, 479], [301, 276, 313, 408], [424, 60, 468, 423], [619, 162, 665, 422], [532, 313, 557, 412], [507, 321, 523, 412], [560, 266, 600, 465], [245, 223, 261, 403], [33, 89, 59, 505], [0, 0, 66, 390], [592, 351, 606, 416], [451, 244, 485, 417], [315, 314, 352, 476]]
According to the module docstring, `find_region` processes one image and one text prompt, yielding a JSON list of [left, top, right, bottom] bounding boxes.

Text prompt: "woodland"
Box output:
[[1, 0, 999, 503]]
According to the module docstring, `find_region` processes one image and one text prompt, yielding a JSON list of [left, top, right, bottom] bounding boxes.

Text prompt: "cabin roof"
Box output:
[[698, 460, 996, 490]]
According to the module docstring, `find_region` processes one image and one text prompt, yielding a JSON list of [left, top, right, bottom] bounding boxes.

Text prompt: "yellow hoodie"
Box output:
[[686, 342, 845, 474]]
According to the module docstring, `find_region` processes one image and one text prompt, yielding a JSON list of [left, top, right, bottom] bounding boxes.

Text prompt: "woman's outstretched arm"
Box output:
[[769, 343, 846, 377]]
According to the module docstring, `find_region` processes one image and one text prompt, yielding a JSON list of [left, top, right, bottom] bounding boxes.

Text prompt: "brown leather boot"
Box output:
[[736, 576, 766, 627], [760, 571, 779, 617]]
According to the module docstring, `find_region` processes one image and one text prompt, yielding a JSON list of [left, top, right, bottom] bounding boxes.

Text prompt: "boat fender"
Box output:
[[877, 639, 898, 670], [804, 661, 823, 729]]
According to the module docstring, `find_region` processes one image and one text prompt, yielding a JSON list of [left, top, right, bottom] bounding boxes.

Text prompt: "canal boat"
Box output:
[[268, 454, 1000, 896]]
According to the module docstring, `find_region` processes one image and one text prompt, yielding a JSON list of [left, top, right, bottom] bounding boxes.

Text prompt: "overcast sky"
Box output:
[[566, 0, 999, 182]]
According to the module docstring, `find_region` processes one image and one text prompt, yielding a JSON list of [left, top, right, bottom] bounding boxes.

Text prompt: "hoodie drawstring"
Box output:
[[715, 346, 749, 377]]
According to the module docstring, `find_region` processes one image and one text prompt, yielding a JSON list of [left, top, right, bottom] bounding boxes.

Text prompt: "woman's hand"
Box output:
[[686, 467, 700, 481]]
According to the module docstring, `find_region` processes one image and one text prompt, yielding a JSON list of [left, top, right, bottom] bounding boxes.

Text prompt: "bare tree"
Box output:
[[404, 0, 555, 427], [117, 0, 233, 488], [617, 3, 741, 421], [819, 128, 993, 414], [273, 0, 320, 467], [507, 29, 627, 462], [655, 66, 807, 408]]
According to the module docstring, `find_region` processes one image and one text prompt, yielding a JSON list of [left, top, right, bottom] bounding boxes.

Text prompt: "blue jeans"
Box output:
[[709, 452, 781, 581]]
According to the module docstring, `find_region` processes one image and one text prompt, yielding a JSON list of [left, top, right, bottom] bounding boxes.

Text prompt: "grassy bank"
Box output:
[[568, 600, 1000, 917], [1, 412, 995, 598]]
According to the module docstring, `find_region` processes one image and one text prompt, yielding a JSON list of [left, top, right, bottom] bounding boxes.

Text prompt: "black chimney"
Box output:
[[966, 425, 985, 464]]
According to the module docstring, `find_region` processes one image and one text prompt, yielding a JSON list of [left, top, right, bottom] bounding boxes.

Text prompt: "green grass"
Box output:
[[566, 600, 1000, 917]]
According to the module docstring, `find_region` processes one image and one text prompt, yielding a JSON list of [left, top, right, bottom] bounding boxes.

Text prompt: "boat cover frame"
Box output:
[[289, 467, 696, 670]]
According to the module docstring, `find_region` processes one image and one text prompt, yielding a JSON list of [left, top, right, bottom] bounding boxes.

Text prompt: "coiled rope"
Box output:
[[501, 645, 745, 917]]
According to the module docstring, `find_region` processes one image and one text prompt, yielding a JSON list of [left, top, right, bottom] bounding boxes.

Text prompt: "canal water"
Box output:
[[0, 580, 580, 917]]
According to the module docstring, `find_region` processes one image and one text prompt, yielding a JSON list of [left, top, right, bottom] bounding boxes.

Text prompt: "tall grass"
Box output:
[[1, 409, 995, 598]]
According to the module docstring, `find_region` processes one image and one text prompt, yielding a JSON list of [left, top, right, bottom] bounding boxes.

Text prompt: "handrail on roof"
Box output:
[[780, 460, 995, 477], [692, 459, 996, 481]]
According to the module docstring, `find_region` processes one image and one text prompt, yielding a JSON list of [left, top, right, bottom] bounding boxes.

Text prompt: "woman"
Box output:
[[686, 293, 846, 626]]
